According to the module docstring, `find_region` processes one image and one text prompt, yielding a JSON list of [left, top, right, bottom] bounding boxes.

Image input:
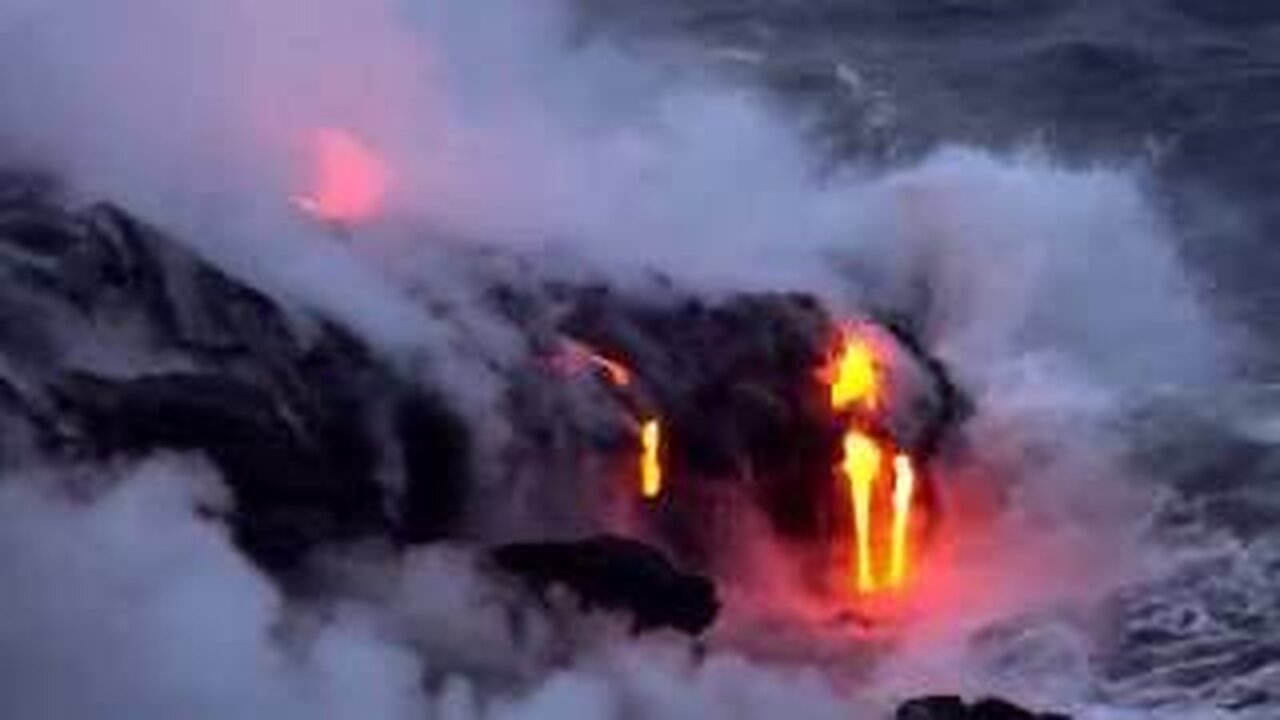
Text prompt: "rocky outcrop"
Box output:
[[503, 283, 970, 560], [895, 696, 1071, 720], [0, 182, 473, 574], [0, 178, 969, 637], [50, 370, 389, 571]]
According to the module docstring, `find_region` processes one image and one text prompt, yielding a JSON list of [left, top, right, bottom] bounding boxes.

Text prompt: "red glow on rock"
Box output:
[[295, 128, 388, 224], [553, 339, 633, 387]]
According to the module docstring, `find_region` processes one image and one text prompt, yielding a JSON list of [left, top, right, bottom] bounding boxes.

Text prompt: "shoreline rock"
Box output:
[[896, 695, 1072, 720]]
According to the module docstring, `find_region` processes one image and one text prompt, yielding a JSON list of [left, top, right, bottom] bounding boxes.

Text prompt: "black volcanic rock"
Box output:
[[897, 696, 968, 720], [50, 370, 388, 571], [549, 287, 968, 555], [396, 393, 472, 543], [0, 179, 969, 629], [491, 535, 720, 636], [0, 183, 475, 574], [0, 175, 1030, 720], [969, 697, 1064, 720], [896, 696, 1071, 720]]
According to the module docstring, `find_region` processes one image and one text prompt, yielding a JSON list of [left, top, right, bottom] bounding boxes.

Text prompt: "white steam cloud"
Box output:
[[0, 0, 1232, 719]]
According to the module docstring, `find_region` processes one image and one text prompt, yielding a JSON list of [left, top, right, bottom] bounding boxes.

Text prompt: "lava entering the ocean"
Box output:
[[828, 329, 920, 595], [551, 339, 664, 501], [888, 453, 916, 588], [640, 418, 663, 500], [842, 429, 883, 593]]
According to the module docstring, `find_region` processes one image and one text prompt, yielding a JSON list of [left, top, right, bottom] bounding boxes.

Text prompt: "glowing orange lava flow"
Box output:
[[889, 453, 917, 587], [555, 340, 632, 387], [581, 346, 632, 387], [551, 340, 660, 500], [829, 333, 880, 412], [828, 331, 919, 594], [640, 419, 663, 500], [842, 430, 882, 592]]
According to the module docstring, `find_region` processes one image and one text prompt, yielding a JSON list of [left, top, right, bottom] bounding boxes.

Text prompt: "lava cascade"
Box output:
[[827, 330, 919, 594]]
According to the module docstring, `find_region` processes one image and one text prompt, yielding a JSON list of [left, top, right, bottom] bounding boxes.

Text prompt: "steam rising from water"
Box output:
[[0, 1, 1233, 718]]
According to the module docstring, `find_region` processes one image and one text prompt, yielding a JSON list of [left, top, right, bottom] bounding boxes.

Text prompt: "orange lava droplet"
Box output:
[[888, 453, 917, 588], [640, 419, 663, 500], [828, 331, 880, 412], [593, 355, 632, 388], [581, 345, 632, 387], [554, 340, 633, 388], [841, 430, 883, 593], [295, 128, 388, 224]]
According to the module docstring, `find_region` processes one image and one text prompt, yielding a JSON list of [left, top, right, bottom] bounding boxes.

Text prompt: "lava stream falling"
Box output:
[[842, 430, 882, 593], [552, 339, 663, 501], [827, 329, 919, 595], [641, 419, 663, 500], [889, 453, 916, 588]]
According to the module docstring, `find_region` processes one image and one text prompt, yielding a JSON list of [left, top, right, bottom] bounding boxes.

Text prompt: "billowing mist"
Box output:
[[0, 1, 1235, 719]]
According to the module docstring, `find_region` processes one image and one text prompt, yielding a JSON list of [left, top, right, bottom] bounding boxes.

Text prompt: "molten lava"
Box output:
[[590, 354, 632, 388], [558, 340, 632, 387], [828, 330, 919, 595], [828, 331, 880, 412], [295, 128, 388, 224], [640, 419, 663, 500], [889, 453, 917, 587], [550, 340, 662, 501], [842, 430, 883, 593]]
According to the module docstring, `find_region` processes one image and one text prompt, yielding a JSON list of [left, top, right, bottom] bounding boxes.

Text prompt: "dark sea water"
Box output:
[[577, 2, 1280, 717]]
